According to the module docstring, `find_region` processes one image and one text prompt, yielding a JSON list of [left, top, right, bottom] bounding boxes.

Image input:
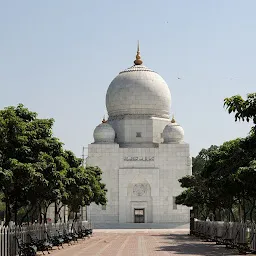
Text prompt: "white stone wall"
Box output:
[[86, 143, 120, 223], [109, 118, 154, 145], [109, 117, 171, 147], [158, 143, 192, 222], [87, 139, 192, 224]]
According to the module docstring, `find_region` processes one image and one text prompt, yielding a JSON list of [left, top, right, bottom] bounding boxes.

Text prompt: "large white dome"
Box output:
[[106, 50, 171, 119]]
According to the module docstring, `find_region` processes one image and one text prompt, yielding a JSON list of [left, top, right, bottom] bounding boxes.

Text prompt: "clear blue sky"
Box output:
[[0, 0, 255, 158]]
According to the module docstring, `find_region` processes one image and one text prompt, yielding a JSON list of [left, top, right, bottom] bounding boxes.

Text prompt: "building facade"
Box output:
[[86, 46, 192, 224]]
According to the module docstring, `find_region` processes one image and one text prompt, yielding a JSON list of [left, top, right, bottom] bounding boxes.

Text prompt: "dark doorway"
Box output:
[[134, 208, 145, 223]]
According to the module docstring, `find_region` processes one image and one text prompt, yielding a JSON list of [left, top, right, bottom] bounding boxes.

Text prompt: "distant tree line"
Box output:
[[0, 104, 107, 226], [176, 93, 256, 222]]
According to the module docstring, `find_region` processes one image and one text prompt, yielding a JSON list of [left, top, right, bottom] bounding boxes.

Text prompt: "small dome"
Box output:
[[93, 121, 115, 144], [163, 120, 184, 143]]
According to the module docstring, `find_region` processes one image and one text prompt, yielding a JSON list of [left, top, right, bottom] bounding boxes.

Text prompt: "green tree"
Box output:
[[176, 145, 223, 220], [176, 140, 252, 221], [224, 93, 256, 128], [0, 104, 50, 224], [224, 92, 256, 221], [0, 104, 107, 225], [62, 151, 107, 220], [177, 93, 256, 222]]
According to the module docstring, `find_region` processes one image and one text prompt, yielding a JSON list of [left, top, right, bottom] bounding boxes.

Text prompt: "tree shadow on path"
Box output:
[[153, 233, 239, 255]]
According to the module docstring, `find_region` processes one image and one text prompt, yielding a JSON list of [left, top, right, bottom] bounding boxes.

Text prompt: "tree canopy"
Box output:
[[176, 93, 256, 222], [0, 104, 107, 225], [224, 93, 256, 131]]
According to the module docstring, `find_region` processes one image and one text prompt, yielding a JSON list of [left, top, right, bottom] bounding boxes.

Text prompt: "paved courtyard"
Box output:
[[43, 229, 239, 256]]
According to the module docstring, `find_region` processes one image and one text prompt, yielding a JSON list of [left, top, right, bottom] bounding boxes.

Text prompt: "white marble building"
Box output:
[[86, 45, 192, 225]]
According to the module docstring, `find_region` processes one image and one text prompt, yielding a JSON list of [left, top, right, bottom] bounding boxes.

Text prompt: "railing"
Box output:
[[0, 220, 91, 256], [191, 219, 256, 252]]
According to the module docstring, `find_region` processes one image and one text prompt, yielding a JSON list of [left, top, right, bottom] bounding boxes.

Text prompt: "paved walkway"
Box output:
[[43, 229, 239, 256]]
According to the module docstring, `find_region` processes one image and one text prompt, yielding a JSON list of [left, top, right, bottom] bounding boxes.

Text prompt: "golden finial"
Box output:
[[134, 40, 143, 65], [171, 115, 176, 123], [102, 115, 107, 123]]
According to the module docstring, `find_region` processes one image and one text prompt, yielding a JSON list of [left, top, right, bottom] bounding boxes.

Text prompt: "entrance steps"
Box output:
[[92, 222, 189, 229]]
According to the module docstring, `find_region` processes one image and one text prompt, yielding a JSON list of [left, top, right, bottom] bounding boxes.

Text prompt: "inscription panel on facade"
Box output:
[[124, 156, 154, 161]]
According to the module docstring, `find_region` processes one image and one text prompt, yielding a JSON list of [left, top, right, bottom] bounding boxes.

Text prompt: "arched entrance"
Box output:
[[127, 176, 153, 223]]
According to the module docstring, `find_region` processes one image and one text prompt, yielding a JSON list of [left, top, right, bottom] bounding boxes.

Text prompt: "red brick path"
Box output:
[[43, 229, 239, 256]]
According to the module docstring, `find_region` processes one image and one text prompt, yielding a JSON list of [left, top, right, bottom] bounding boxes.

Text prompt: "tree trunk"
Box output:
[[55, 201, 63, 223], [30, 205, 39, 224], [42, 201, 51, 223], [14, 201, 17, 225], [215, 208, 221, 221], [4, 201, 11, 226], [68, 210, 71, 221], [212, 207, 217, 221], [58, 206, 64, 223], [229, 207, 236, 222], [54, 202, 58, 223], [242, 200, 246, 222], [43, 212, 47, 223], [19, 205, 34, 226], [249, 199, 255, 222], [39, 204, 42, 224]]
